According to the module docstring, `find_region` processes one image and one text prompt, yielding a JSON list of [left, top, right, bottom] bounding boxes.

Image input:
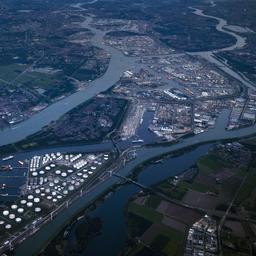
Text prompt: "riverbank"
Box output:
[[3, 1, 256, 255], [130, 132, 256, 182], [0, 92, 130, 157], [47, 143, 214, 256], [12, 143, 210, 255], [40, 144, 210, 255]]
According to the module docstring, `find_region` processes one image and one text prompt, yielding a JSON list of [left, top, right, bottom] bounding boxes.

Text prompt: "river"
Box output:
[[189, 7, 246, 53]]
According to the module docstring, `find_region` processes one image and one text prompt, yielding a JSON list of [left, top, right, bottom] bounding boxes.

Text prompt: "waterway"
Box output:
[[137, 111, 159, 144], [190, 7, 246, 53], [16, 143, 213, 256]]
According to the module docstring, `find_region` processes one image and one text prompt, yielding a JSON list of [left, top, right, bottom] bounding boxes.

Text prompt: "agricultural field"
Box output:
[[125, 196, 191, 256]]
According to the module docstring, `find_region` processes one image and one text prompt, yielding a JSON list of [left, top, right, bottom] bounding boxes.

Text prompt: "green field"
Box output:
[[0, 64, 27, 83], [197, 153, 231, 174], [14, 71, 56, 90], [145, 195, 162, 208], [0, 63, 75, 101], [158, 181, 187, 200], [128, 202, 163, 223], [127, 199, 186, 256], [179, 180, 214, 193], [235, 167, 256, 209], [157, 174, 215, 202]]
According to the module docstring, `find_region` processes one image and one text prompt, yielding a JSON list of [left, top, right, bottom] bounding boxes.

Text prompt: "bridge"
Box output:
[[111, 172, 148, 190]]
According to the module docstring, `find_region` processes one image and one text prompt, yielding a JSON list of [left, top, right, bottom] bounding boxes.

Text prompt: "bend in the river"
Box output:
[[8, 3, 256, 255], [189, 7, 247, 53], [189, 5, 255, 90]]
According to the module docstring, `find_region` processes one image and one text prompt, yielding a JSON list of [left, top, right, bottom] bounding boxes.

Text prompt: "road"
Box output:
[[217, 158, 255, 255]]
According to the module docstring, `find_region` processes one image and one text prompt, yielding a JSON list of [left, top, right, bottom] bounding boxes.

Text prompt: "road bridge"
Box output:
[[112, 173, 148, 190]]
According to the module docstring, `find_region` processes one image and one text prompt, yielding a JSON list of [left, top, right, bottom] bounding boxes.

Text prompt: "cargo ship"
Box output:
[[2, 155, 14, 161], [154, 159, 163, 164], [131, 139, 144, 143], [18, 160, 24, 165]]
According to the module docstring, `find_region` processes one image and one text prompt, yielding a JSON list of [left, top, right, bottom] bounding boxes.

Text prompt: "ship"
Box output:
[[2, 155, 14, 161], [18, 160, 24, 165], [131, 139, 144, 143], [0, 193, 9, 196], [154, 159, 163, 164]]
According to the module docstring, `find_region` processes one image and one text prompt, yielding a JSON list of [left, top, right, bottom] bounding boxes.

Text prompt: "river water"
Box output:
[[15, 143, 212, 256], [190, 7, 246, 53]]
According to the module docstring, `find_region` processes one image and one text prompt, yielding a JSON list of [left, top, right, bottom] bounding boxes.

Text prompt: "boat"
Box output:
[[2, 155, 14, 161], [132, 139, 144, 143], [0, 194, 9, 196], [154, 159, 163, 164]]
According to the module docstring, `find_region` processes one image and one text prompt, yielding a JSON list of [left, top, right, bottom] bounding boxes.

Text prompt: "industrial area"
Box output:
[[114, 63, 256, 142], [0, 151, 113, 251], [103, 30, 256, 143], [185, 215, 218, 256]]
